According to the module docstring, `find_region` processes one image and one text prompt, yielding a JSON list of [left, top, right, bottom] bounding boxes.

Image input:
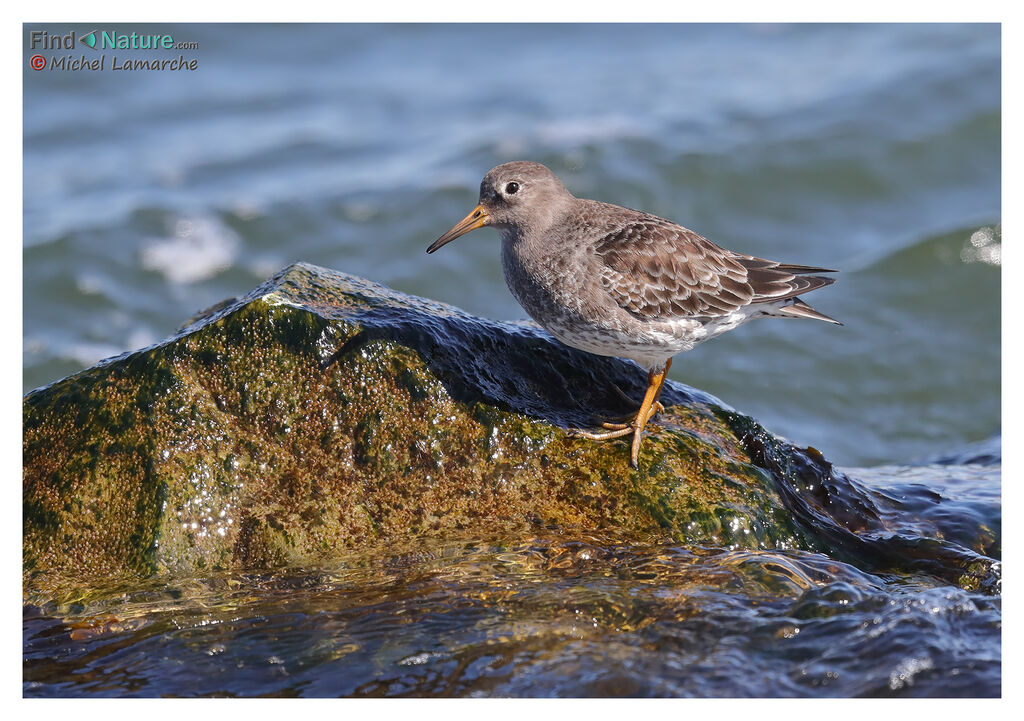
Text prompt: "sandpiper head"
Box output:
[[427, 161, 573, 253]]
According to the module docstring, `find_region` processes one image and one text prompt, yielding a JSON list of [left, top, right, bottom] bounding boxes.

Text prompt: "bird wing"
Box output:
[[592, 215, 836, 320]]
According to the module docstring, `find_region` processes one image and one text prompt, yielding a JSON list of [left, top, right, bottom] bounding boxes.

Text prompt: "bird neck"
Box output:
[[499, 195, 574, 247]]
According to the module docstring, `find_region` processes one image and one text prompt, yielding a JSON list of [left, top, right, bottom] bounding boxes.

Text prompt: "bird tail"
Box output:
[[775, 298, 842, 325]]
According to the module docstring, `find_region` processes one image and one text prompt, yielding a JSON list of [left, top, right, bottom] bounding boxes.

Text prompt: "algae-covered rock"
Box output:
[[23, 263, 996, 597]]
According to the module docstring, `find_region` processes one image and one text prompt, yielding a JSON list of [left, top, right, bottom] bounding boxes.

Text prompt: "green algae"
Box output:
[[24, 263, 995, 601], [24, 264, 811, 597]]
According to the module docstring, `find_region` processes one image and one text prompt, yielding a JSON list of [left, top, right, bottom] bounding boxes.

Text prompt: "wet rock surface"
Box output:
[[23, 264, 998, 603]]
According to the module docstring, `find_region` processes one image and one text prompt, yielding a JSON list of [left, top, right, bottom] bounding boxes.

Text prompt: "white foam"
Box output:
[[140, 215, 240, 284], [961, 225, 1001, 266]]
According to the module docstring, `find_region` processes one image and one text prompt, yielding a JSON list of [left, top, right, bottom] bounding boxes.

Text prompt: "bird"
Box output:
[[427, 161, 839, 468]]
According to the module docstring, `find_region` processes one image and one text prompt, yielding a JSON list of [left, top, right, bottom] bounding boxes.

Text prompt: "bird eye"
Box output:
[[504, 181, 520, 195]]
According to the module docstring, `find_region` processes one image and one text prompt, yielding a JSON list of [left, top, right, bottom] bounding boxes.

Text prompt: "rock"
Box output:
[[22, 263, 997, 598]]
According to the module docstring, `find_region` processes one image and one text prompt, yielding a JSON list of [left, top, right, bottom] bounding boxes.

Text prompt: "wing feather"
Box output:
[[593, 214, 836, 320]]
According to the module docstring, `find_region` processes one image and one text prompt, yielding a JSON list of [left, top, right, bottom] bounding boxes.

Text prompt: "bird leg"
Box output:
[[590, 373, 671, 427], [594, 401, 664, 429], [608, 380, 644, 408], [572, 359, 672, 468], [594, 380, 664, 425], [629, 360, 671, 467]]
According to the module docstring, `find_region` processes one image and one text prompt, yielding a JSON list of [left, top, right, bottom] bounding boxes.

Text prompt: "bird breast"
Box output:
[[500, 234, 589, 324]]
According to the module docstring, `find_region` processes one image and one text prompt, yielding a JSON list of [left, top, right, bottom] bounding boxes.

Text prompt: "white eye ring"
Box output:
[[504, 181, 520, 195]]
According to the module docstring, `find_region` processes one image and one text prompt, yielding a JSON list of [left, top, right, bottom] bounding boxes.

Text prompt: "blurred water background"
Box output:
[[23, 23, 1001, 698], [23, 23, 999, 467]]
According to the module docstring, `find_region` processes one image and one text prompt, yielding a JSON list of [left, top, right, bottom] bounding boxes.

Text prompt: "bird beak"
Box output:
[[427, 204, 490, 253]]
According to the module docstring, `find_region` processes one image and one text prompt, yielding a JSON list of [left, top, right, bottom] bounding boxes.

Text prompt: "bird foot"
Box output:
[[573, 361, 672, 469], [589, 401, 664, 428], [570, 426, 637, 441], [570, 422, 656, 468], [570, 404, 664, 445]]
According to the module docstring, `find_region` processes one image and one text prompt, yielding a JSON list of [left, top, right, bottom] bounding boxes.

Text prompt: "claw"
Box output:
[[570, 360, 673, 468], [571, 426, 636, 441], [590, 401, 664, 427]]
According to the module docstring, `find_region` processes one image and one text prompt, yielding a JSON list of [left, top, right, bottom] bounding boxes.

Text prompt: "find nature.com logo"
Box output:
[[28, 29, 199, 72]]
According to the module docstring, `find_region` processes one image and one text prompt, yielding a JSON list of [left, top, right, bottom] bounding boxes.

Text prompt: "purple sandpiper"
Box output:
[[428, 161, 839, 468]]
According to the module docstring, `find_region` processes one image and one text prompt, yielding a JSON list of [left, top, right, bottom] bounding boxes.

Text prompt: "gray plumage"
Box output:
[[428, 161, 839, 373]]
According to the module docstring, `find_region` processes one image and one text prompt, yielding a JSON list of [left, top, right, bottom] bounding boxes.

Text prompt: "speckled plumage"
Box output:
[[427, 161, 839, 466]]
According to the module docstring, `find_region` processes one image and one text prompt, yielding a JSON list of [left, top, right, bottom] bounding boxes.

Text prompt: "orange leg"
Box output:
[[573, 359, 672, 468], [594, 400, 665, 428], [629, 359, 671, 467]]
